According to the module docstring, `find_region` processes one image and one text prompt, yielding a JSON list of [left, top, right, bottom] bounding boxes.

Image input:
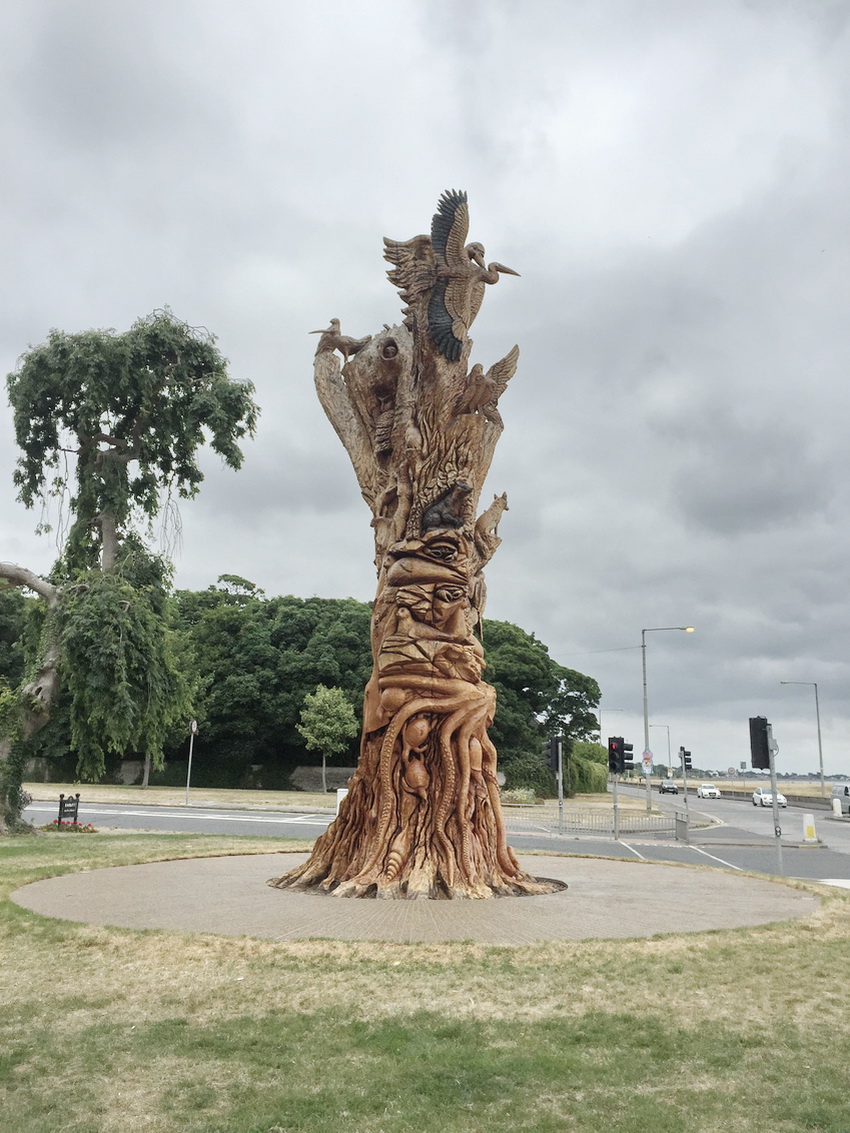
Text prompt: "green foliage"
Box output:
[[6, 309, 258, 571], [297, 683, 360, 792], [169, 589, 372, 770], [570, 740, 609, 793], [0, 586, 27, 689], [482, 619, 600, 793], [297, 685, 360, 757], [1, 310, 256, 791], [59, 543, 194, 781], [0, 685, 29, 829]]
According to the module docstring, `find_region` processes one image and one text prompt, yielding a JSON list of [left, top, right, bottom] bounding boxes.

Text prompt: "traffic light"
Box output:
[[682, 750, 692, 771], [547, 735, 560, 771], [608, 737, 633, 773], [749, 717, 770, 770], [608, 736, 622, 773]]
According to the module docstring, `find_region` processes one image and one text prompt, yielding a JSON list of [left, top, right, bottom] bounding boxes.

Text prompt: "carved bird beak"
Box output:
[[309, 327, 333, 334], [471, 248, 486, 269], [492, 263, 520, 277]]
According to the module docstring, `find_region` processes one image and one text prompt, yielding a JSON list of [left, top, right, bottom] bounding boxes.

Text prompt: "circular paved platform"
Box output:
[[12, 852, 820, 943]]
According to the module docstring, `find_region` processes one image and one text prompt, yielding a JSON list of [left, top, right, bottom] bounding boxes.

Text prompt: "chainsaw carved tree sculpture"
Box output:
[[270, 191, 559, 899]]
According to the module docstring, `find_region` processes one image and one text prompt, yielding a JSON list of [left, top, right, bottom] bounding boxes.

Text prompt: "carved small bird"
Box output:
[[309, 319, 372, 364], [453, 344, 519, 423]]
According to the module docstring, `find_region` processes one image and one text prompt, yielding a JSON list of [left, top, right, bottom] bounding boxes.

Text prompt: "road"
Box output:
[[24, 792, 850, 886]]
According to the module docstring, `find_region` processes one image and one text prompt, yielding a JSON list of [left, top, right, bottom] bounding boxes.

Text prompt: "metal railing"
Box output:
[[503, 804, 679, 839]]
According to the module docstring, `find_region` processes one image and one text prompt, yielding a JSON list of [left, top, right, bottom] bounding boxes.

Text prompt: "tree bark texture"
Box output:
[[270, 191, 559, 899]]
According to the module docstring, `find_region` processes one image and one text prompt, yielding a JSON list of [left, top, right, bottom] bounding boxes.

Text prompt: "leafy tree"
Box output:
[[0, 310, 258, 827], [296, 685, 360, 793], [0, 585, 27, 690], [167, 587, 371, 782], [482, 619, 600, 793], [569, 740, 608, 794]]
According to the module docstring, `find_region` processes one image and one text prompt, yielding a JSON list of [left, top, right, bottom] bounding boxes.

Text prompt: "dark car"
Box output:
[[659, 780, 679, 794]]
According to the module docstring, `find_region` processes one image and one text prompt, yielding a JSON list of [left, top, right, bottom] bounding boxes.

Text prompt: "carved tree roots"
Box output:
[[269, 191, 561, 899], [273, 676, 557, 899]]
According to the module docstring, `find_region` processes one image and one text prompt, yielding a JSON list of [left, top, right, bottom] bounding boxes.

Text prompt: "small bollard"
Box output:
[[833, 798, 843, 818], [802, 812, 818, 843], [335, 788, 349, 815]]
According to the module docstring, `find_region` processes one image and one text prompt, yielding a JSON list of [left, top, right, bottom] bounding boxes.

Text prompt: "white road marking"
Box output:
[[687, 845, 744, 871], [618, 841, 647, 860]]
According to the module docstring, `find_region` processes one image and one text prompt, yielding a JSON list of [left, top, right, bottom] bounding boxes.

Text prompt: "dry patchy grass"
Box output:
[[3, 833, 850, 1133]]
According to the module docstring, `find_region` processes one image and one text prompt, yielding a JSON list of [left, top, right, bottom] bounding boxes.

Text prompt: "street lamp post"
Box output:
[[642, 626, 694, 811], [780, 681, 825, 797]]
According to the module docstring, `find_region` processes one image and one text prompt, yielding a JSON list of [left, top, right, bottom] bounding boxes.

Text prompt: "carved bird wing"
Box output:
[[431, 189, 469, 270], [383, 234, 434, 300], [428, 190, 472, 361], [484, 344, 520, 399]]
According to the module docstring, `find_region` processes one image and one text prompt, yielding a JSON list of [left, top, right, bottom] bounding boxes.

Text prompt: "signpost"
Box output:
[[185, 719, 198, 805], [58, 792, 80, 824], [555, 735, 564, 835]]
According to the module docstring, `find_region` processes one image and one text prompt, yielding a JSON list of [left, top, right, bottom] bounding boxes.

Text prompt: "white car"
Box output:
[[752, 786, 787, 808], [696, 783, 721, 799]]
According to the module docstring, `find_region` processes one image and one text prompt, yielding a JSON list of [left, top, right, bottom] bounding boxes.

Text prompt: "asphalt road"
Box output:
[[24, 793, 850, 886]]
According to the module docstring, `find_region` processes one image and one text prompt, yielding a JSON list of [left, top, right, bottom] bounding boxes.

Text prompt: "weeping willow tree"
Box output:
[[270, 191, 562, 899], [0, 309, 258, 830]]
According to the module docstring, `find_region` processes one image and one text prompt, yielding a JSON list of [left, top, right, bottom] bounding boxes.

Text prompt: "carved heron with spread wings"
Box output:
[[384, 189, 519, 362]]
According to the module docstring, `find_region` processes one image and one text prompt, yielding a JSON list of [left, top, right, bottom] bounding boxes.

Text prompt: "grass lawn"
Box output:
[[1, 831, 849, 1133]]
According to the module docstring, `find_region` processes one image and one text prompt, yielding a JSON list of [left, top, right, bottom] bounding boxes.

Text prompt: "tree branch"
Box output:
[[0, 563, 59, 606]]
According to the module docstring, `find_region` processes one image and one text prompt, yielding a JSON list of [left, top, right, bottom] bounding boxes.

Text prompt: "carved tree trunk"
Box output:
[[270, 192, 558, 899]]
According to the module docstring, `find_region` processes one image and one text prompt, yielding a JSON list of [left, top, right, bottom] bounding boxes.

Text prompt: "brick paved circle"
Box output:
[[12, 852, 821, 943]]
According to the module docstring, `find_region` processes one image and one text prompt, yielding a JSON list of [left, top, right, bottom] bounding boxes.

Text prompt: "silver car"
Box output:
[[752, 786, 787, 808]]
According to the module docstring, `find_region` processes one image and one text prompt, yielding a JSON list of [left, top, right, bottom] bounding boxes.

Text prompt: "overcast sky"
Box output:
[[2, 0, 847, 775]]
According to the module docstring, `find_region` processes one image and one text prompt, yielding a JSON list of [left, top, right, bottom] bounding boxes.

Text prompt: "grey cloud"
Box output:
[[0, 0, 847, 772]]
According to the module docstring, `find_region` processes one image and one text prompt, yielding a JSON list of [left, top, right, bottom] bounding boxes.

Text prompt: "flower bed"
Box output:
[[39, 819, 98, 833]]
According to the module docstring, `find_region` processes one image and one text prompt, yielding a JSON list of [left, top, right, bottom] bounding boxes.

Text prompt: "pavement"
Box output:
[[11, 851, 822, 944]]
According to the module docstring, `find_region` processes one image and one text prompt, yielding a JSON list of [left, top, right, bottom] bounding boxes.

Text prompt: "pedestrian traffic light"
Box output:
[[608, 736, 624, 773], [682, 750, 692, 771], [749, 716, 770, 770], [621, 741, 634, 771]]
